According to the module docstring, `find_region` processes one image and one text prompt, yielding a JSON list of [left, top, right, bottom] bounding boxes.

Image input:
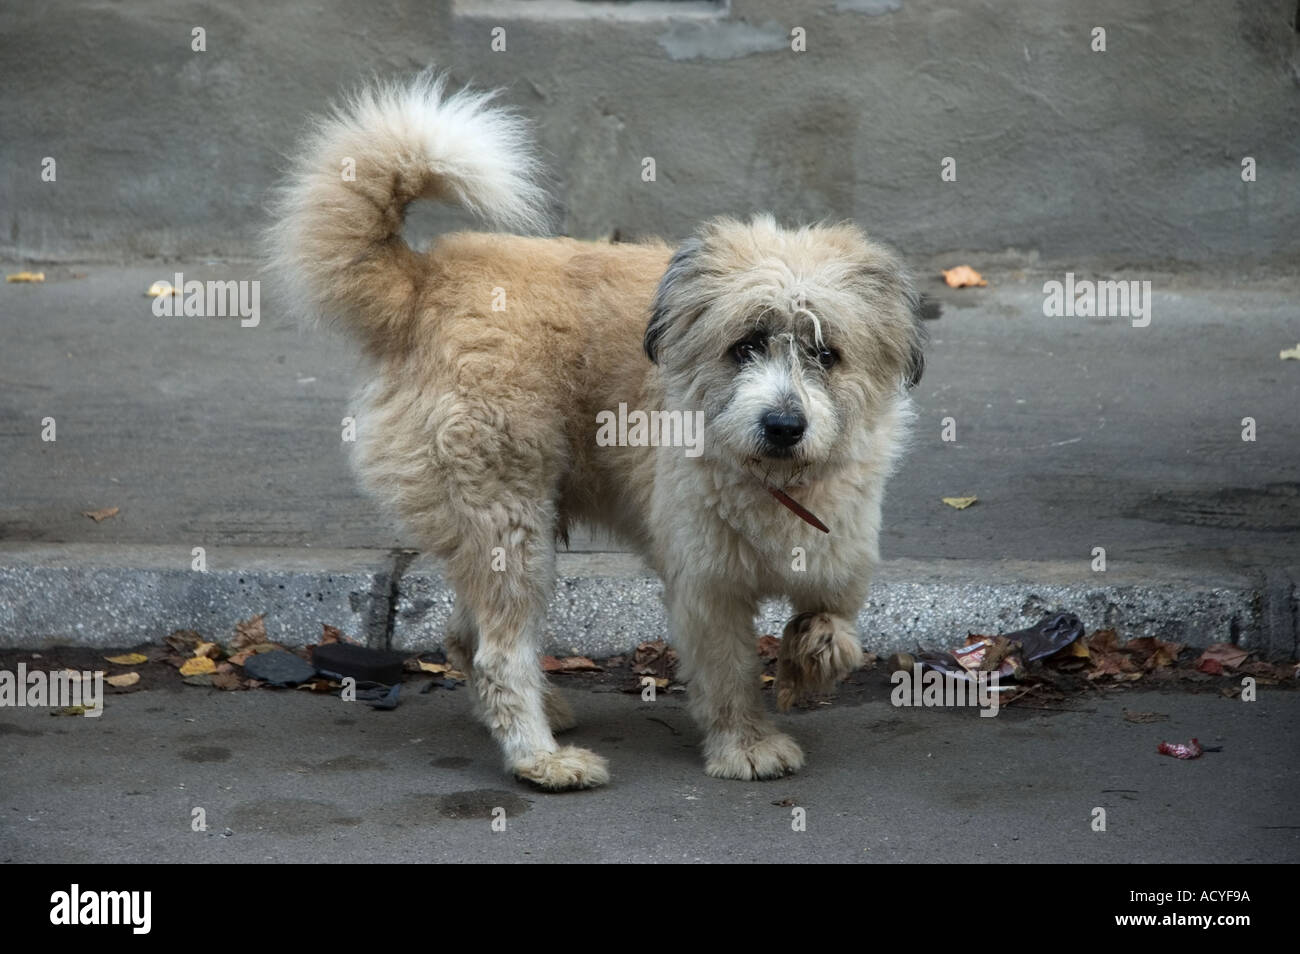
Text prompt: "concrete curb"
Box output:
[[1, 543, 1294, 659]]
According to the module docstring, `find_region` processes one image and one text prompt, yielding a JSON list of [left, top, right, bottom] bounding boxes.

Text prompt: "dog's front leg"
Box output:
[[668, 582, 805, 780], [775, 609, 865, 712]]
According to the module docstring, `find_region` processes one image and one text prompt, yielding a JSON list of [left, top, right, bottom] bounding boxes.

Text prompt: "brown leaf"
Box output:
[[756, 635, 781, 661], [542, 655, 601, 673], [941, 265, 988, 288], [1123, 709, 1168, 724], [231, 614, 268, 651], [106, 672, 140, 688], [211, 672, 245, 691], [321, 624, 343, 644], [164, 630, 204, 655], [1125, 636, 1183, 670], [632, 640, 679, 678], [1087, 629, 1122, 655], [81, 506, 119, 522], [1195, 643, 1250, 675]]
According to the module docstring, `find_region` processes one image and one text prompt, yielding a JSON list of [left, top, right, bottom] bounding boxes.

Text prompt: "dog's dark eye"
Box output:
[[817, 348, 838, 369], [730, 337, 765, 364]]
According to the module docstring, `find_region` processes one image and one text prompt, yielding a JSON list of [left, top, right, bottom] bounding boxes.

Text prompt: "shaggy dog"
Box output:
[[270, 75, 926, 790]]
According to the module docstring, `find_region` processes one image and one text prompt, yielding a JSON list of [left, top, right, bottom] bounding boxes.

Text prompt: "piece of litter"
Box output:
[[942, 496, 978, 510], [1157, 738, 1203, 760]]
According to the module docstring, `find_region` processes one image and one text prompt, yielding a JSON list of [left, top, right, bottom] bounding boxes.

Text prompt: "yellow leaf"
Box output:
[[6, 271, 45, 283], [106, 672, 140, 688], [760, 674, 775, 685], [942, 496, 978, 510], [192, 641, 220, 659], [179, 656, 216, 676], [418, 661, 450, 674], [941, 265, 987, 288], [446, 670, 467, 680], [105, 653, 148, 665], [1281, 344, 1300, 361], [146, 280, 179, 297]]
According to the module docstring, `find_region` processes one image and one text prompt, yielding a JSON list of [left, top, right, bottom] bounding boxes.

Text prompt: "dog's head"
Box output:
[[644, 216, 926, 477]]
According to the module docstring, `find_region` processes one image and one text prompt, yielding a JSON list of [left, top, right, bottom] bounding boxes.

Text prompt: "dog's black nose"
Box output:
[[762, 411, 806, 447]]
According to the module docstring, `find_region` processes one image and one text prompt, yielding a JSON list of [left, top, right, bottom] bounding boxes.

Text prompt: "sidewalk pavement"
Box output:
[[1, 262, 1297, 657], [0, 670, 1295, 863]]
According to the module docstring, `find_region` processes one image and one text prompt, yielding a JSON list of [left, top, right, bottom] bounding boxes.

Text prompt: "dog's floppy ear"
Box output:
[[902, 291, 935, 389], [645, 238, 705, 364]]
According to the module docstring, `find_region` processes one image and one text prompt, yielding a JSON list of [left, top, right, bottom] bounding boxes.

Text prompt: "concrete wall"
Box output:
[[2, 0, 1297, 265]]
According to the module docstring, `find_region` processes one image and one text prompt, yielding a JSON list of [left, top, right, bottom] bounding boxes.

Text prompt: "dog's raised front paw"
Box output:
[[705, 730, 805, 780], [775, 611, 864, 711], [513, 746, 609, 791]]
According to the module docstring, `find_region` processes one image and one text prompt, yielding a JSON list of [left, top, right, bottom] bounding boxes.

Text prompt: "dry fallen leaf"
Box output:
[[105, 652, 148, 665], [1195, 642, 1250, 675], [232, 614, 268, 648], [756, 635, 781, 661], [1280, 344, 1300, 361], [542, 655, 601, 673], [179, 656, 216, 677], [942, 496, 978, 510], [418, 661, 451, 674], [6, 271, 45, 283], [1123, 709, 1168, 724], [211, 671, 245, 691], [941, 265, 987, 288], [146, 280, 179, 297], [106, 672, 140, 688], [82, 506, 120, 522], [192, 641, 221, 660], [760, 673, 776, 685]]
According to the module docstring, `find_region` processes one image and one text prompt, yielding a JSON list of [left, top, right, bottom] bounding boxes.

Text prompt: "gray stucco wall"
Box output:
[[2, 0, 1297, 265]]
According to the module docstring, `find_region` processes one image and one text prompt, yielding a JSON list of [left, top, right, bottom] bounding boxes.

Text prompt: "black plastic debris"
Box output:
[[1008, 613, 1085, 662], [312, 642, 406, 684], [365, 684, 400, 710], [242, 649, 317, 687]]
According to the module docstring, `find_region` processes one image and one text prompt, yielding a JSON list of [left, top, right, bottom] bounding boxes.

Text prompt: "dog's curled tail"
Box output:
[[268, 73, 548, 356]]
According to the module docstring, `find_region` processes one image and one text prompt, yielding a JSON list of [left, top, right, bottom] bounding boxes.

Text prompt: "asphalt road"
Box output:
[[1, 667, 1295, 863]]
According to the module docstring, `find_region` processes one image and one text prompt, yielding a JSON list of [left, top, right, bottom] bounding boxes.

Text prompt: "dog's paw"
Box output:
[[544, 691, 578, 734], [775, 612, 864, 711], [705, 730, 805, 781], [513, 746, 609, 791]]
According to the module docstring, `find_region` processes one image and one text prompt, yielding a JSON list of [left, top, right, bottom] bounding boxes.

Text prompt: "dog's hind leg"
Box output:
[[444, 600, 577, 734], [668, 581, 804, 780], [444, 509, 605, 790]]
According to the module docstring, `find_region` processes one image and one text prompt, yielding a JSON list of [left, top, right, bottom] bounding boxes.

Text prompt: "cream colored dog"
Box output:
[[271, 75, 925, 790]]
